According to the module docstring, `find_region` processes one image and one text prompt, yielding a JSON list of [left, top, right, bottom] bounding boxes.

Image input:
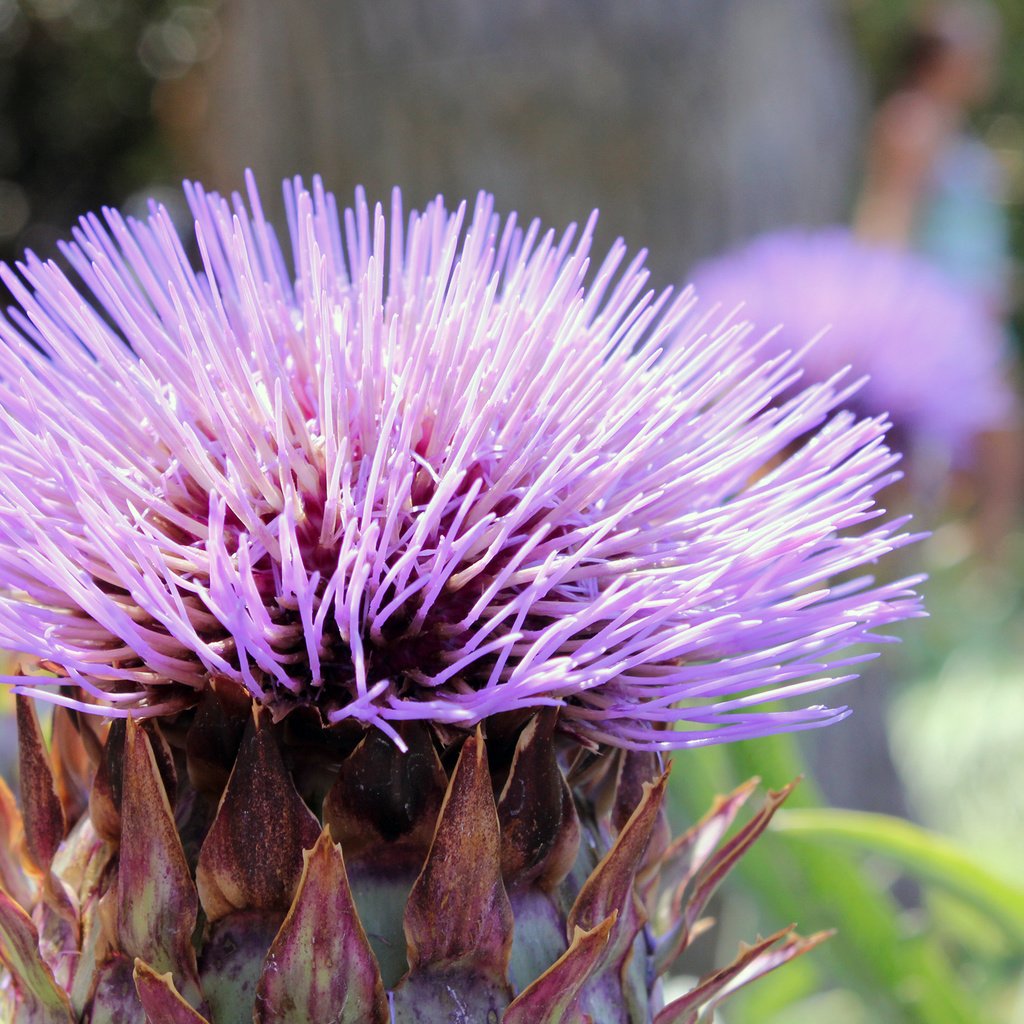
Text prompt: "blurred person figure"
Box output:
[[855, 2, 1003, 302], [855, 1, 1020, 559]]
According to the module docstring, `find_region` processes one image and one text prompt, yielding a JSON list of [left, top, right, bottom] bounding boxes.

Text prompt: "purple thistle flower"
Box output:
[[691, 226, 1017, 466], [0, 176, 921, 750]]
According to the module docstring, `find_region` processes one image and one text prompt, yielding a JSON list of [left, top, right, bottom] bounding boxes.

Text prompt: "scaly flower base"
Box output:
[[0, 691, 822, 1023]]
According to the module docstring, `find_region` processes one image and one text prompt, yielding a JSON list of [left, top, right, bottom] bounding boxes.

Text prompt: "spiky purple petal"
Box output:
[[0, 177, 920, 748]]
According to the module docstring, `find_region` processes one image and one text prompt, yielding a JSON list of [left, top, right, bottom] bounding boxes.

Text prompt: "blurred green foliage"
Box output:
[[669, 729, 1024, 1024]]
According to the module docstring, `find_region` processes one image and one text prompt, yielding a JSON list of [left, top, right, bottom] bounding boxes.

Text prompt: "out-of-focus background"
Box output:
[[2, 0, 1024, 1020]]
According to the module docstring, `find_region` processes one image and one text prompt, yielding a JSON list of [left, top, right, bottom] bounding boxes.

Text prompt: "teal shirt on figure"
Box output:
[[915, 134, 1011, 313]]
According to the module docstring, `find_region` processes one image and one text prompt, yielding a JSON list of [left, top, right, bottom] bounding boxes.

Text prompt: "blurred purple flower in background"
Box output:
[[691, 227, 1016, 467], [0, 178, 920, 750]]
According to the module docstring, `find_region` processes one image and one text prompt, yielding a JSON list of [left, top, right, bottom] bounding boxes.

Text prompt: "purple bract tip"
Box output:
[[0, 176, 921, 749]]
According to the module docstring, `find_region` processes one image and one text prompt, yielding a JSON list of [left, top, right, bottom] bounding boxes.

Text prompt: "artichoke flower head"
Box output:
[[0, 175, 921, 1023]]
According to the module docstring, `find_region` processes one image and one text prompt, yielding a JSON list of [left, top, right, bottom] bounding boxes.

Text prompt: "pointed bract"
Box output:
[[396, 730, 514, 1020], [677, 781, 798, 945], [132, 961, 211, 1024], [568, 774, 668, 935], [89, 720, 125, 845], [0, 701, 841, 1023], [323, 723, 447, 859], [0, 890, 74, 1024], [566, 773, 669, 1019], [16, 696, 66, 871], [498, 708, 580, 890], [50, 709, 91, 826], [196, 711, 320, 921], [402, 731, 513, 977], [654, 926, 834, 1024], [0, 777, 34, 911], [503, 917, 617, 1024], [254, 830, 388, 1024], [185, 684, 251, 796], [117, 719, 203, 1010], [653, 777, 760, 975]]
